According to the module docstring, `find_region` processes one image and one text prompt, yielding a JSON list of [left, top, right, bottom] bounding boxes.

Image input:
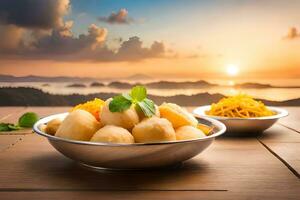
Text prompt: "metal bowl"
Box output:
[[193, 106, 288, 136], [33, 113, 226, 169]]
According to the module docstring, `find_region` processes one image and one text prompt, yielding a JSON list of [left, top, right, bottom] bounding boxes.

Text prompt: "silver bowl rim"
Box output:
[[33, 112, 226, 147], [193, 105, 289, 121]]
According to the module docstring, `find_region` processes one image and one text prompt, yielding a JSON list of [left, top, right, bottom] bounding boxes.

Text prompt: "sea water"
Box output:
[[0, 78, 299, 101]]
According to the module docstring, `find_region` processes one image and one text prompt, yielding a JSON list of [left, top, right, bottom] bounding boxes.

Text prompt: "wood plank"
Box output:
[[258, 124, 300, 143], [258, 117, 300, 178], [0, 107, 26, 121], [279, 107, 300, 132], [258, 142, 300, 178], [0, 134, 299, 197], [0, 191, 225, 200], [0, 135, 24, 152], [1, 107, 70, 135], [190, 106, 300, 177], [23, 106, 71, 117], [0, 107, 299, 199], [0, 190, 299, 200]]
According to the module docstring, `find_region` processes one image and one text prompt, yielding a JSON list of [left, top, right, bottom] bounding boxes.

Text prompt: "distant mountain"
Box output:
[[1, 74, 299, 89], [107, 81, 135, 89], [0, 74, 96, 82], [66, 83, 86, 88], [0, 87, 299, 106], [235, 83, 272, 88], [106, 80, 217, 89], [234, 82, 300, 89], [145, 80, 217, 89], [0, 74, 152, 83], [122, 73, 153, 81], [90, 82, 105, 87]]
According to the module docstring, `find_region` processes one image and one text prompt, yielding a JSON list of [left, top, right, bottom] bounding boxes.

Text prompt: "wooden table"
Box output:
[[0, 107, 299, 199]]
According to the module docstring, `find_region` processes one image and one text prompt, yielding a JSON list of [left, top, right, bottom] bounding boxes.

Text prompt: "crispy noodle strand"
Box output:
[[206, 94, 275, 118]]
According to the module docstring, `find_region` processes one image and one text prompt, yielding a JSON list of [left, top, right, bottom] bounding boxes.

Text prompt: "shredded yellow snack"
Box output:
[[71, 98, 104, 121], [206, 94, 275, 118]]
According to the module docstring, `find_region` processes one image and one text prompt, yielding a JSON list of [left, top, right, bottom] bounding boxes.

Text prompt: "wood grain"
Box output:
[[0, 135, 24, 152], [258, 142, 300, 177], [258, 110, 300, 177], [0, 107, 26, 121], [23, 107, 71, 117], [0, 134, 299, 196], [1, 190, 299, 200], [0, 107, 299, 199], [279, 107, 300, 132], [1, 107, 70, 135], [258, 124, 300, 143]]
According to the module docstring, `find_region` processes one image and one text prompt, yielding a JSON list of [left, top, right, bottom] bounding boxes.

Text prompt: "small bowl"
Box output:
[[193, 106, 288, 136], [33, 113, 226, 169]]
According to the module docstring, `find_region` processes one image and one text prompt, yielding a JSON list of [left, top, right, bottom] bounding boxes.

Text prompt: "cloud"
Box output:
[[110, 37, 165, 61], [0, 0, 70, 29], [0, 24, 166, 62], [33, 35, 166, 62], [98, 9, 134, 24], [0, 25, 23, 50], [0, 1, 169, 62], [283, 27, 300, 40], [24, 22, 108, 56]]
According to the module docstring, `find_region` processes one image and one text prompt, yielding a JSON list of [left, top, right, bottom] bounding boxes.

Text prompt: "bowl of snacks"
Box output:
[[193, 94, 288, 136], [34, 86, 226, 169]]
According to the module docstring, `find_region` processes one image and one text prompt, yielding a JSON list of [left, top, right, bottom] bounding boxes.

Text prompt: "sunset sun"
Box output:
[[226, 64, 239, 76]]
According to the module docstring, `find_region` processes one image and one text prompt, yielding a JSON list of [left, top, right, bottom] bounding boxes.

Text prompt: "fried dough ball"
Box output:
[[100, 98, 139, 130], [132, 117, 176, 143], [39, 124, 47, 133], [175, 126, 206, 141], [90, 125, 134, 144], [45, 118, 62, 135], [55, 109, 101, 141], [159, 103, 198, 129]]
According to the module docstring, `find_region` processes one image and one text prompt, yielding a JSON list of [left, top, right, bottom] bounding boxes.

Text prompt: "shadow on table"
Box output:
[[220, 131, 264, 138], [24, 152, 212, 190]]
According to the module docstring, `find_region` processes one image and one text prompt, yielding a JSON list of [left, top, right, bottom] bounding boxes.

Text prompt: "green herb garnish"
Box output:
[[109, 86, 156, 117], [131, 85, 147, 102], [109, 95, 132, 112], [0, 123, 21, 132], [18, 112, 39, 128], [0, 112, 39, 132], [137, 98, 156, 117]]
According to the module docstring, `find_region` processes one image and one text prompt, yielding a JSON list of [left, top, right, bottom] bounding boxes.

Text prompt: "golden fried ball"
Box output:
[[55, 109, 101, 141], [45, 118, 62, 135], [100, 98, 139, 130], [90, 125, 134, 144], [159, 103, 198, 129], [175, 126, 206, 141], [39, 124, 47, 133], [132, 117, 176, 143]]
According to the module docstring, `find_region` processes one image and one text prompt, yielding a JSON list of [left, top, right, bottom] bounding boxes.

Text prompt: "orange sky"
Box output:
[[0, 0, 300, 79]]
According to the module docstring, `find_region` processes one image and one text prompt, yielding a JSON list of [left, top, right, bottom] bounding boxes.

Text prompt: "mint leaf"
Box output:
[[131, 85, 147, 102], [109, 95, 132, 112], [8, 124, 21, 130], [122, 93, 132, 101], [137, 98, 156, 117], [0, 112, 38, 132], [18, 112, 39, 128], [109, 86, 155, 117], [0, 123, 22, 132], [0, 123, 11, 131]]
